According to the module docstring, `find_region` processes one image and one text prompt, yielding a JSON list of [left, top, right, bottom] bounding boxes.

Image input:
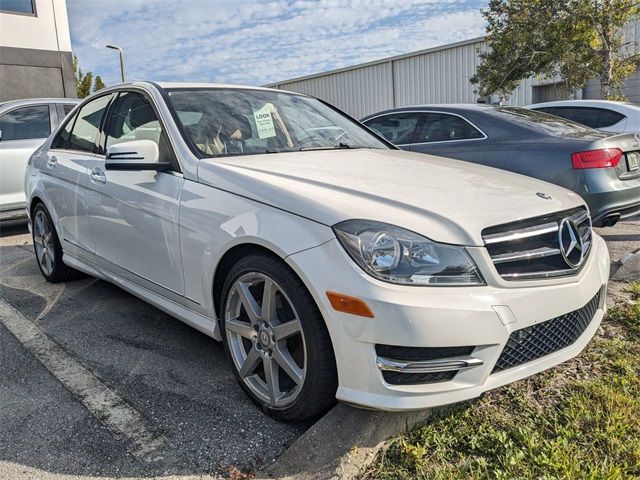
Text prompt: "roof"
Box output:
[[526, 100, 640, 110], [360, 103, 503, 120], [0, 97, 79, 110], [154, 81, 282, 93]]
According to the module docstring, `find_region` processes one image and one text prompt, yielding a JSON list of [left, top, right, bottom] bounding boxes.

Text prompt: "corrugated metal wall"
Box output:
[[268, 38, 492, 118], [584, 19, 640, 103], [392, 41, 485, 107], [276, 62, 394, 119], [266, 20, 640, 117]]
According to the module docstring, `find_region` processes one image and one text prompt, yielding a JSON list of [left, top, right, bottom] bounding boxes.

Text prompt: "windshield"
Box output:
[[166, 88, 389, 157], [491, 107, 596, 136]]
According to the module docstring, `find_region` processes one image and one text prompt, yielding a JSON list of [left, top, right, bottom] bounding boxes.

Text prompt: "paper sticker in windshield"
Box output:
[[253, 105, 276, 139]]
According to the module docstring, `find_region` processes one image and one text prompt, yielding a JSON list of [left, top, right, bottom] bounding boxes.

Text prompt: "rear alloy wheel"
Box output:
[[31, 203, 83, 283], [33, 208, 56, 277], [221, 253, 337, 421]]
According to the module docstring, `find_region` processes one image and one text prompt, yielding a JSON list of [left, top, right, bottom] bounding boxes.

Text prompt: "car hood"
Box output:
[[197, 149, 584, 246]]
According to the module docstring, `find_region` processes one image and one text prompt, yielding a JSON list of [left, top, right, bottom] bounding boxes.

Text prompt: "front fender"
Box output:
[[179, 181, 335, 317]]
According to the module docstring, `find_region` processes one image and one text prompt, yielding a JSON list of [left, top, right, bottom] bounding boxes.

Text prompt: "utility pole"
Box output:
[[105, 44, 126, 82]]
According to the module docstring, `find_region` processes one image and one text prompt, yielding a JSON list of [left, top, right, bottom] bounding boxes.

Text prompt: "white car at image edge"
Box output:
[[0, 98, 79, 220], [526, 99, 640, 134], [25, 82, 610, 421]]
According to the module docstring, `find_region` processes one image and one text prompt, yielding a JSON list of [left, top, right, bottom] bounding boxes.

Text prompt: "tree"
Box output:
[[94, 76, 106, 92], [471, 0, 640, 100], [72, 54, 107, 98]]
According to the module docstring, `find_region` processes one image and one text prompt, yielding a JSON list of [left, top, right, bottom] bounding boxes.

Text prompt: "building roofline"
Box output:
[[264, 35, 486, 87]]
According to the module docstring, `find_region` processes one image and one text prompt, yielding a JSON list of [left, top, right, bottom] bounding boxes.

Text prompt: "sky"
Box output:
[[66, 0, 488, 87]]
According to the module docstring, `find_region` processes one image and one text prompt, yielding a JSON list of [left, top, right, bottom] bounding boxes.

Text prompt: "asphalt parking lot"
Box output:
[[0, 223, 310, 480], [1, 217, 639, 480]]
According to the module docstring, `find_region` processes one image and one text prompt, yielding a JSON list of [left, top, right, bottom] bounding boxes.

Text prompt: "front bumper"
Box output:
[[286, 233, 610, 411]]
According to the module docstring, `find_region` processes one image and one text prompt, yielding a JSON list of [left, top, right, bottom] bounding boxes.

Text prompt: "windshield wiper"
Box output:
[[299, 143, 371, 151]]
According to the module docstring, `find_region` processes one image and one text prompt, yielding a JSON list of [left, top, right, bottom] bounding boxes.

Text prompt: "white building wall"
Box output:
[[0, 0, 71, 52], [0, 0, 75, 100]]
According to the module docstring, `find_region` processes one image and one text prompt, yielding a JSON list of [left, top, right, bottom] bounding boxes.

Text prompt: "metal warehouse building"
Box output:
[[266, 23, 640, 119]]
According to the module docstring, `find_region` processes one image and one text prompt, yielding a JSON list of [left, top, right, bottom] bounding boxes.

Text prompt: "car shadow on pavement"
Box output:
[[0, 243, 311, 478]]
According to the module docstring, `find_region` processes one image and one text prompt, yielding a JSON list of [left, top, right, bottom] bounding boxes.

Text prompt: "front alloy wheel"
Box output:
[[221, 252, 337, 421], [225, 273, 306, 407]]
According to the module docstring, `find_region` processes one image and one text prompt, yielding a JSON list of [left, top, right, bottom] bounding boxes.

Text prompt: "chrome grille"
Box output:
[[482, 208, 592, 281]]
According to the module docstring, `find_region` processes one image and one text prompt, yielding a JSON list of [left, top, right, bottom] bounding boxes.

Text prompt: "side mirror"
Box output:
[[105, 140, 170, 171]]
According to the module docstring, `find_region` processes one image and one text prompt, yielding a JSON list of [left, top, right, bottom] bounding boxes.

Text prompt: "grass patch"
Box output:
[[624, 281, 640, 300], [363, 289, 640, 480]]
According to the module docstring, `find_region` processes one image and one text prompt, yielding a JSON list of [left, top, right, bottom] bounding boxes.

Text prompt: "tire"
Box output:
[[31, 203, 84, 283], [220, 251, 338, 422]]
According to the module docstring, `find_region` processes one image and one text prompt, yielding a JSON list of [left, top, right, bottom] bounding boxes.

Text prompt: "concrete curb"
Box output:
[[259, 404, 431, 480], [612, 252, 640, 283]]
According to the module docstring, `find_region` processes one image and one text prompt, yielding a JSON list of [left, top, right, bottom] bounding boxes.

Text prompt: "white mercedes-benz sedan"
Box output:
[[25, 82, 609, 421]]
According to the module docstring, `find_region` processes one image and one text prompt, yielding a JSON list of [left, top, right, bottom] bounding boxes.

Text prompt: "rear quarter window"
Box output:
[[596, 109, 625, 128]]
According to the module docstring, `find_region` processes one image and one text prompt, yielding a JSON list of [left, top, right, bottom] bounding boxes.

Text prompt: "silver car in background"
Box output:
[[527, 100, 640, 134], [0, 98, 79, 221]]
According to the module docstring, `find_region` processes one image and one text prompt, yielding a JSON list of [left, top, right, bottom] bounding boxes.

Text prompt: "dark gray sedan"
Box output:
[[361, 105, 640, 227]]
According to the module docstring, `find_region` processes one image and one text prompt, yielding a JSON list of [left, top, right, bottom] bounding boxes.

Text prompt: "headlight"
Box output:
[[333, 220, 484, 286]]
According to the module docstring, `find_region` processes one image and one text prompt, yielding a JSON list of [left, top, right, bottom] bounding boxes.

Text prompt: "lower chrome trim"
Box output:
[[500, 268, 576, 280], [376, 355, 483, 374]]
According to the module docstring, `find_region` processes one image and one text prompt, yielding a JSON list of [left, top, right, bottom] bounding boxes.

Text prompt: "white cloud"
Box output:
[[66, 0, 487, 86]]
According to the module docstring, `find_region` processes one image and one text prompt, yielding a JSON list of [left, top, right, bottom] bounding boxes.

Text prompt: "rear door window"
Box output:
[[53, 94, 112, 153], [549, 107, 600, 127], [416, 113, 484, 143], [0, 105, 51, 141], [62, 104, 76, 116], [364, 113, 421, 145], [52, 111, 77, 150]]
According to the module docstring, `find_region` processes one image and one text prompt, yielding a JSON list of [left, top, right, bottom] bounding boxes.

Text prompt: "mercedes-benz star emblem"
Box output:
[[558, 218, 585, 268], [537, 192, 552, 200]]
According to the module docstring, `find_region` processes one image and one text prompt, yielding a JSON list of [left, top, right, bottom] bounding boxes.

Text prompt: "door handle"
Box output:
[[46, 156, 57, 169], [90, 167, 106, 185]]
